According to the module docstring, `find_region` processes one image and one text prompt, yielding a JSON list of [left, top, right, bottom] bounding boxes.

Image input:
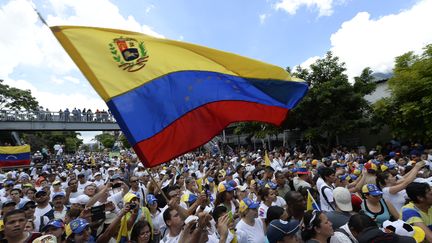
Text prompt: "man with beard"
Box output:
[[52, 192, 68, 220], [34, 190, 54, 220]]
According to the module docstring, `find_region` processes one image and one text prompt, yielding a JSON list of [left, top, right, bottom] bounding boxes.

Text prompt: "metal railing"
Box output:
[[0, 110, 116, 123]]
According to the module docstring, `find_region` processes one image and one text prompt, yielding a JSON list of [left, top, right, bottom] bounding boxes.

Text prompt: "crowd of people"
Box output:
[[0, 142, 432, 243], [0, 108, 114, 122]]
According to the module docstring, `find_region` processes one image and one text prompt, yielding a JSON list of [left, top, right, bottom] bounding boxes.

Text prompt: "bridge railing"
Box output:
[[0, 110, 116, 123]]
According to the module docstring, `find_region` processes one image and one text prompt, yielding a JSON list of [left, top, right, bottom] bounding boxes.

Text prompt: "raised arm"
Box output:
[[86, 183, 111, 208], [96, 205, 129, 243], [388, 161, 425, 194]]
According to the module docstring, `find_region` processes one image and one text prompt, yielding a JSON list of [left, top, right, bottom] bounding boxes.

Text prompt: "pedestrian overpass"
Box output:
[[0, 110, 120, 131]]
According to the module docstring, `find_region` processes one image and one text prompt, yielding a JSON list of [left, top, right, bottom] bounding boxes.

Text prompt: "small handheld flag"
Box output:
[[264, 151, 271, 167], [306, 189, 320, 211]]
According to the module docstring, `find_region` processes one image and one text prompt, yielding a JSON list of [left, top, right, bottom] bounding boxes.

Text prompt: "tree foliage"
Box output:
[[372, 44, 432, 142], [95, 133, 116, 149], [22, 131, 83, 153], [0, 80, 39, 110], [234, 52, 376, 151], [286, 52, 376, 149], [119, 133, 131, 149]]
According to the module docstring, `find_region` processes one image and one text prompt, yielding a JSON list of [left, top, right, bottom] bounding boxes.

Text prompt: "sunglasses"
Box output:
[[36, 193, 47, 198]]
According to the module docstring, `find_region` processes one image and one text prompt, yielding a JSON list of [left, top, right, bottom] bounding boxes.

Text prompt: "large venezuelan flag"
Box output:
[[51, 26, 308, 168], [0, 145, 31, 167]]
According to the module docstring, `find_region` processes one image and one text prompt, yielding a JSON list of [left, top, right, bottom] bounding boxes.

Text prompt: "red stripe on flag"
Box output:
[[133, 100, 289, 167], [0, 160, 31, 167]]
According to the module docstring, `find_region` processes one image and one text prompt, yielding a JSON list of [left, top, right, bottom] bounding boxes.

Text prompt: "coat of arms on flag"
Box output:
[[109, 37, 149, 72]]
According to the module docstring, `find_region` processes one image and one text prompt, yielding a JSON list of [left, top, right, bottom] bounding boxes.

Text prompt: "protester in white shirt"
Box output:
[[318, 167, 337, 212], [236, 197, 265, 243]]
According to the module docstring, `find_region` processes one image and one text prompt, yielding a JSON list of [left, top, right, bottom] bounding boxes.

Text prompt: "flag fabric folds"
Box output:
[[0, 145, 31, 167], [307, 189, 320, 211], [51, 26, 308, 168]]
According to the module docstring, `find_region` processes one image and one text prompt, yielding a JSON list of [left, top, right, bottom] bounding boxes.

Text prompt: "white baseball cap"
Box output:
[[333, 187, 352, 212]]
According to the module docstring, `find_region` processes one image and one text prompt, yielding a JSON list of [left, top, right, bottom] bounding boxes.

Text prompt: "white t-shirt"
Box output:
[[34, 215, 50, 232], [35, 204, 52, 219], [160, 233, 180, 243], [273, 196, 287, 208], [258, 203, 269, 219], [319, 183, 335, 212], [108, 191, 124, 211], [382, 187, 407, 212], [69, 190, 83, 199], [316, 177, 325, 192], [78, 181, 91, 191], [150, 210, 165, 235], [236, 218, 265, 243], [53, 206, 68, 220], [94, 179, 105, 187]]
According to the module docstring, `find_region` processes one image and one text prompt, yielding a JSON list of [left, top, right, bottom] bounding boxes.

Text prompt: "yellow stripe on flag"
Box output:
[[0, 145, 30, 154], [51, 26, 304, 102]]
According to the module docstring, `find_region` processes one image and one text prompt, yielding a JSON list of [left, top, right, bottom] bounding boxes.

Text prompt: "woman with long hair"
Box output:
[[129, 220, 153, 243], [360, 184, 399, 227], [145, 194, 163, 242], [258, 187, 277, 221], [214, 182, 238, 214], [174, 174, 185, 192], [301, 210, 334, 243], [376, 160, 424, 211]]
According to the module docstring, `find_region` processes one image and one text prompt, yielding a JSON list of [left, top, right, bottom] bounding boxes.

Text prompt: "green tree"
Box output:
[[286, 52, 376, 153], [80, 144, 90, 152], [231, 52, 376, 153], [119, 133, 131, 149], [372, 44, 432, 142], [22, 131, 83, 153], [233, 122, 281, 148], [95, 133, 115, 149], [0, 79, 39, 110]]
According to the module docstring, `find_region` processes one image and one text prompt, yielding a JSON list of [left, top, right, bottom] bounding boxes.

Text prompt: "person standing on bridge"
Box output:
[[58, 109, 63, 121], [64, 108, 70, 121], [87, 109, 93, 122]]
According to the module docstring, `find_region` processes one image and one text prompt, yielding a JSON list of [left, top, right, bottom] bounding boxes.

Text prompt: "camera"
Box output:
[[129, 203, 137, 210], [112, 183, 122, 189]]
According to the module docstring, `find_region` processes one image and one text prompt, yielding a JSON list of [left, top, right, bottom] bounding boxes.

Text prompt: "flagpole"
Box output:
[[32, 6, 49, 27], [146, 168, 169, 202], [307, 188, 320, 211]]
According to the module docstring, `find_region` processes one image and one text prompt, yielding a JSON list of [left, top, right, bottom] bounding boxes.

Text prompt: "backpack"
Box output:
[[39, 216, 46, 232], [43, 208, 55, 220], [320, 185, 335, 210]]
